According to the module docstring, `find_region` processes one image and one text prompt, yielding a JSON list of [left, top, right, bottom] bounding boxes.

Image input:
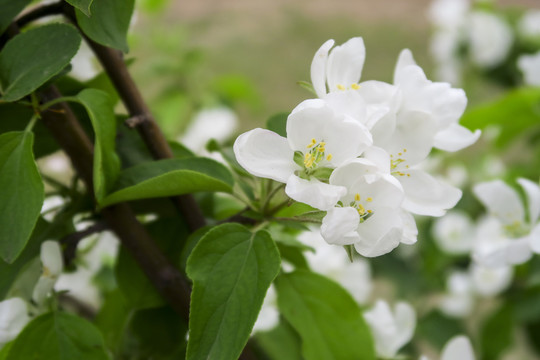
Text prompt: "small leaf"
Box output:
[[0, 132, 44, 263], [74, 89, 120, 202], [5, 311, 109, 360], [0, 0, 32, 35], [267, 112, 289, 138], [75, 0, 135, 53], [0, 23, 81, 102], [100, 157, 234, 208], [66, 0, 94, 17], [275, 270, 376, 360], [186, 224, 281, 360]]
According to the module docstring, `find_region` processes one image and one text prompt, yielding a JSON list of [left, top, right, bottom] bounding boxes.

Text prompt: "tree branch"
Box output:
[[16, 1, 64, 28], [60, 221, 109, 267]]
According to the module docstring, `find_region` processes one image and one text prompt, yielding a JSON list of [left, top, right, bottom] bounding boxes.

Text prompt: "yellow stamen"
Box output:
[[368, 210, 373, 214], [366, 197, 373, 202], [351, 83, 360, 90], [326, 154, 332, 161], [358, 204, 366, 215], [337, 84, 346, 91], [355, 193, 361, 201], [318, 147, 325, 152]]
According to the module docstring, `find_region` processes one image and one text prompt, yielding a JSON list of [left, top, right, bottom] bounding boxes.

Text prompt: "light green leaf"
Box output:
[[275, 270, 376, 360], [0, 132, 44, 263], [186, 224, 281, 360], [461, 87, 540, 147], [66, 0, 94, 17], [100, 157, 234, 208], [5, 311, 109, 360], [0, 23, 81, 102], [75, 0, 135, 53], [74, 89, 120, 202], [0, 0, 32, 35]]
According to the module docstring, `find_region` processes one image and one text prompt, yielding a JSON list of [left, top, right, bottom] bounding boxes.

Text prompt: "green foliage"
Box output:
[[5, 311, 109, 360], [256, 320, 303, 360], [275, 270, 376, 360], [74, 89, 121, 202], [0, 132, 44, 263], [480, 304, 513, 360], [75, 0, 135, 53], [266, 112, 289, 138], [66, 0, 94, 17], [186, 224, 281, 360], [0, 0, 31, 35], [0, 23, 81, 101], [417, 310, 466, 350], [99, 157, 234, 207], [461, 87, 540, 147]]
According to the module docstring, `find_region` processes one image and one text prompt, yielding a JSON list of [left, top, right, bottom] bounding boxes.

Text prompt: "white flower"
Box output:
[[180, 107, 238, 154], [467, 11, 513, 68], [234, 99, 372, 210], [439, 271, 474, 318], [473, 178, 540, 267], [470, 263, 513, 297], [0, 298, 29, 346], [32, 241, 64, 305], [421, 335, 475, 360], [518, 51, 540, 87], [432, 210, 475, 255], [298, 229, 372, 304], [321, 159, 410, 257], [518, 10, 540, 39], [428, 0, 469, 29], [363, 299, 416, 359]]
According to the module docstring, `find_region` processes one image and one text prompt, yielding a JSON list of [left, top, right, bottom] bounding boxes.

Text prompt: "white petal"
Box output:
[[321, 207, 361, 245], [363, 147, 391, 174], [441, 336, 475, 360], [329, 158, 386, 189], [233, 128, 295, 182], [394, 49, 417, 84], [311, 39, 335, 98], [434, 124, 481, 152], [40, 240, 63, 277], [32, 277, 57, 305], [470, 263, 513, 297], [400, 210, 418, 245], [392, 302, 417, 353], [326, 37, 366, 92], [473, 180, 524, 225], [323, 90, 368, 125], [432, 210, 474, 254], [285, 175, 346, 210], [0, 298, 29, 344], [529, 223, 540, 253], [364, 300, 399, 358], [474, 237, 532, 267], [354, 209, 403, 257], [517, 177, 540, 224], [400, 170, 462, 216]]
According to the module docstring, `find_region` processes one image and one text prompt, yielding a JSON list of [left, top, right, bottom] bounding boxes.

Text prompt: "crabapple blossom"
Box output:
[[420, 335, 475, 360], [517, 51, 540, 87], [518, 9, 540, 39], [0, 298, 29, 347], [467, 11, 513, 68], [363, 299, 416, 359], [432, 210, 475, 255], [234, 99, 372, 210], [32, 240, 64, 306]]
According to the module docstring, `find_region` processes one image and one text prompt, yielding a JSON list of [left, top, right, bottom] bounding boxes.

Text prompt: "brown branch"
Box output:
[[16, 1, 64, 28], [60, 221, 108, 267]]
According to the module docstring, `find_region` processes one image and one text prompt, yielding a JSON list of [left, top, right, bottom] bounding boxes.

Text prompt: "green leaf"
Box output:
[[5, 311, 109, 360], [0, 23, 81, 102], [0, 132, 44, 263], [266, 112, 289, 138], [100, 157, 234, 208], [75, 0, 135, 53], [461, 87, 540, 147], [480, 305, 513, 360], [275, 270, 376, 360], [256, 320, 303, 360], [74, 89, 120, 202], [66, 0, 94, 17], [186, 224, 281, 360], [0, 0, 32, 35], [417, 310, 466, 349]]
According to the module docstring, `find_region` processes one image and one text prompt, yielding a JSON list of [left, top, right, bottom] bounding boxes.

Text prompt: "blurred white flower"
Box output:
[[518, 51, 540, 87], [421, 335, 475, 360], [518, 10, 540, 39], [40, 195, 65, 222], [70, 42, 99, 81], [32, 241, 64, 306], [180, 107, 238, 154], [470, 263, 512, 297], [363, 299, 416, 359], [298, 229, 372, 304], [428, 0, 469, 29], [252, 285, 279, 333], [467, 11, 513, 68], [439, 271, 474, 318], [432, 210, 475, 255], [0, 298, 29, 346]]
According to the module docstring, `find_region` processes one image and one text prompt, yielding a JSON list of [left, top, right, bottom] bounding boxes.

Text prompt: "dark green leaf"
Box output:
[[66, 0, 94, 17], [417, 310, 466, 349], [0, 23, 81, 101], [266, 112, 289, 138], [461, 87, 540, 147], [0, 0, 32, 35], [186, 224, 281, 360], [93, 289, 131, 353], [275, 270, 376, 360], [480, 304, 513, 360], [100, 157, 234, 208], [75, 0, 134, 53], [256, 320, 303, 360], [0, 132, 44, 263], [74, 89, 120, 202], [6, 311, 109, 360]]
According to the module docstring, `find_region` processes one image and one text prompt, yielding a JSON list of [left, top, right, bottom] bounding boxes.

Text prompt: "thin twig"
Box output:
[[60, 221, 108, 267], [16, 1, 64, 28]]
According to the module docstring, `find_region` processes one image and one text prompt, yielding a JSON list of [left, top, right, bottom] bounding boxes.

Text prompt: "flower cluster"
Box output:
[[234, 37, 480, 257]]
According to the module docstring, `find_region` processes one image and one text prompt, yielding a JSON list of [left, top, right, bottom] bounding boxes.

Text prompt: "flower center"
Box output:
[[303, 138, 332, 170], [504, 220, 530, 238], [338, 193, 374, 222], [390, 149, 410, 177], [336, 83, 361, 91]]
